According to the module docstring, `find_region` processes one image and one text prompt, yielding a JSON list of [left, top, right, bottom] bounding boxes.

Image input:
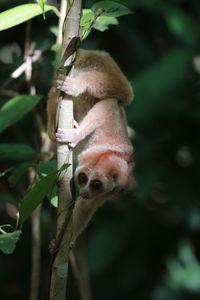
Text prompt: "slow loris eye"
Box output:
[[78, 173, 88, 184], [91, 180, 102, 190]]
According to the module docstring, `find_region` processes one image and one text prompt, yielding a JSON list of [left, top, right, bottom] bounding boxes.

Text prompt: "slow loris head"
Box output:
[[75, 154, 130, 199]]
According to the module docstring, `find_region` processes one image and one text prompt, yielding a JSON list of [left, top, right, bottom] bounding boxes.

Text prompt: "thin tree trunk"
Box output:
[[49, 0, 82, 299]]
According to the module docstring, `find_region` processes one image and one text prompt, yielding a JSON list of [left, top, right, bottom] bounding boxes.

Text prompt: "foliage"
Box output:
[[0, 0, 200, 299]]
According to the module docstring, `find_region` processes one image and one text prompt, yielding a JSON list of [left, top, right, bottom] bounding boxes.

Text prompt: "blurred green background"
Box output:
[[1, 0, 200, 299]]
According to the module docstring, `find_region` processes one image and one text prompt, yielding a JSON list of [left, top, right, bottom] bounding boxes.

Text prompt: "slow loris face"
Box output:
[[75, 169, 116, 199], [75, 154, 129, 199]]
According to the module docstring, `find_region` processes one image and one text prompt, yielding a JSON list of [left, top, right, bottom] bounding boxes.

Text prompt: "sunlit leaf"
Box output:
[[0, 4, 57, 31]]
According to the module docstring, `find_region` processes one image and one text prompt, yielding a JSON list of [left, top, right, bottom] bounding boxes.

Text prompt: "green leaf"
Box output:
[[19, 171, 58, 223], [80, 11, 94, 39], [50, 26, 58, 36], [81, 10, 94, 27], [92, 1, 132, 17], [36, 0, 47, 19], [0, 144, 37, 161], [19, 164, 69, 223], [93, 15, 118, 31], [81, 8, 118, 39], [0, 95, 42, 132], [0, 4, 56, 31], [0, 230, 22, 254], [50, 195, 58, 208], [48, 184, 58, 208]]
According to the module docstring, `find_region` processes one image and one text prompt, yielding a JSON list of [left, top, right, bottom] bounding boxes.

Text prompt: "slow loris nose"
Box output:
[[80, 191, 89, 199]]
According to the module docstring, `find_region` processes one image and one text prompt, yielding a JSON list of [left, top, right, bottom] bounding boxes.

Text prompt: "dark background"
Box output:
[[1, 0, 200, 299]]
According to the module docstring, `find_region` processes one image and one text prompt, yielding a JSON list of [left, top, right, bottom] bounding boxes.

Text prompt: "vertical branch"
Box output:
[[23, 3, 41, 299], [49, 0, 82, 299]]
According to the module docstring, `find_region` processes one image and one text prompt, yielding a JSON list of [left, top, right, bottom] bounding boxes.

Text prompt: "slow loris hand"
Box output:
[[56, 120, 79, 147], [57, 75, 85, 97], [56, 128, 78, 147]]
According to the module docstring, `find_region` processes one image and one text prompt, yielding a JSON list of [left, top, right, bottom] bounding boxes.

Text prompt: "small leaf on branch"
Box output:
[[93, 15, 118, 31], [91, 1, 132, 18], [0, 230, 22, 254], [81, 8, 118, 38]]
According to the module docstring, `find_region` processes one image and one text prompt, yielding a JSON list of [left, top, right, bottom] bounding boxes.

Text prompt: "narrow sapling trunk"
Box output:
[[49, 0, 82, 299]]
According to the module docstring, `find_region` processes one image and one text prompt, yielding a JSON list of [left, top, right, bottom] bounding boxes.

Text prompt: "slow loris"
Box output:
[[47, 49, 134, 244]]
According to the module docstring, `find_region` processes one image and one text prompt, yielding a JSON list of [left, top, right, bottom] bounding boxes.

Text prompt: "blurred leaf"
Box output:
[[187, 208, 200, 231], [0, 4, 56, 31], [0, 144, 37, 161], [159, 241, 200, 293], [37, 159, 57, 177], [161, 4, 197, 45], [128, 49, 192, 125], [50, 26, 58, 36], [0, 95, 42, 132], [0, 230, 21, 254], [0, 167, 13, 177], [86, 218, 133, 274], [0, 191, 17, 206], [8, 162, 36, 186], [19, 163, 69, 223], [92, 1, 132, 17]]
